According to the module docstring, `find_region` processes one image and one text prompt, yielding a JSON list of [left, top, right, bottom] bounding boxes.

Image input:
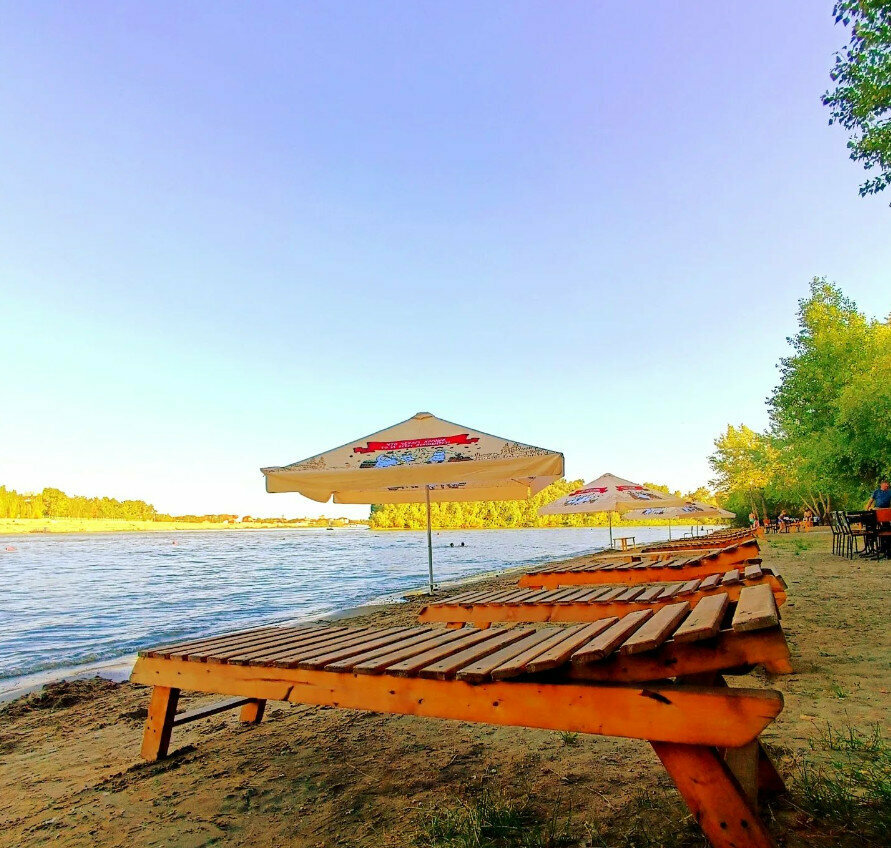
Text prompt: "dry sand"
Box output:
[[0, 531, 887, 847]]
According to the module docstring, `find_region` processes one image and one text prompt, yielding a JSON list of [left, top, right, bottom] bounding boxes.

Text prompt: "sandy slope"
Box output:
[[0, 531, 887, 847]]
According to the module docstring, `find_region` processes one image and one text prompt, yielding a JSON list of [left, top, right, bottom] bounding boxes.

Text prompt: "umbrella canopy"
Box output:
[[262, 412, 564, 592], [537, 472, 685, 545], [538, 473, 685, 516], [622, 501, 735, 521], [262, 412, 564, 502]]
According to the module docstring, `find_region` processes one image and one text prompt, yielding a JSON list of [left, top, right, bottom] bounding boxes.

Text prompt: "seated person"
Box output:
[[866, 479, 891, 510]]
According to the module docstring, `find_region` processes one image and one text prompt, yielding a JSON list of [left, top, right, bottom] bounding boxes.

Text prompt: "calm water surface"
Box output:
[[0, 525, 689, 682]]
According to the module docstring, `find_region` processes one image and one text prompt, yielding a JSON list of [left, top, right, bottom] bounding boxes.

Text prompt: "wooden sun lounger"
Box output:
[[132, 584, 790, 848], [419, 565, 786, 627], [643, 530, 756, 553], [519, 544, 762, 589]]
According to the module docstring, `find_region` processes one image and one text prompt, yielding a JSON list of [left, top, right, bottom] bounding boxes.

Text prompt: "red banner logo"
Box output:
[[353, 434, 480, 454], [570, 486, 608, 496]]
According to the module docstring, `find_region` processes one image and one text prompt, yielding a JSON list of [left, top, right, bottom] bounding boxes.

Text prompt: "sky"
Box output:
[[1, 2, 888, 519]]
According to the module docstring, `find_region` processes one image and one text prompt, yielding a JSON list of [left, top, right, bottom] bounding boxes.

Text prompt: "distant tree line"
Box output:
[[0, 485, 364, 525], [369, 480, 721, 531], [0, 485, 159, 520], [710, 279, 890, 519]]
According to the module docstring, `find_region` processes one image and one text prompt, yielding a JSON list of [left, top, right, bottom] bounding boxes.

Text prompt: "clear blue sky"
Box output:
[[1, 2, 888, 518]]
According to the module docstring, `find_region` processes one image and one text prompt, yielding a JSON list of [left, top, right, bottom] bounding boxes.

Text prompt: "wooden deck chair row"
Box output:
[[525, 539, 762, 586], [519, 548, 763, 590], [132, 583, 790, 848], [418, 565, 786, 627], [642, 529, 756, 553]]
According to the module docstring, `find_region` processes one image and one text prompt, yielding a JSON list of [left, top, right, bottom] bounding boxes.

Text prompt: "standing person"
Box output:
[[866, 479, 891, 509]]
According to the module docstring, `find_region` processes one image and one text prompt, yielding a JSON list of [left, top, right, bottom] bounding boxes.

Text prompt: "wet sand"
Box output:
[[1, 532, 887, 847]]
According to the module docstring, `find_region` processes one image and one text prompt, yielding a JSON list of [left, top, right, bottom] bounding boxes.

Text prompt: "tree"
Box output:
[[823, 1, 891, 199], [768, 278, 888, 497], [709, 424, 779, 517]]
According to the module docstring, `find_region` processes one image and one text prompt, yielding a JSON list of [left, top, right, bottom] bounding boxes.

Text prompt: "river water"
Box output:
[[0, 525, 691, 684]]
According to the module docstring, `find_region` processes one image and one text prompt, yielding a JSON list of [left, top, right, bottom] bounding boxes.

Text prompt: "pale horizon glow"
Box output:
[[1, 2, 888, 519]]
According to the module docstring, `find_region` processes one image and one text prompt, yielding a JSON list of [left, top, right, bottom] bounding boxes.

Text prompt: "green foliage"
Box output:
[[369, 480, 714, 531], [793, 724, 891, 843], [823, 1, 891, 199], [710, 279, 891, 518], [0, 484, 157, 520]]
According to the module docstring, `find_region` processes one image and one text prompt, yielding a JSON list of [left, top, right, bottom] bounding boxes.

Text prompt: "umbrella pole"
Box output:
[[608, 511, 613, 547], [425, 485, 434, 595], [668, 519, 672, 541]]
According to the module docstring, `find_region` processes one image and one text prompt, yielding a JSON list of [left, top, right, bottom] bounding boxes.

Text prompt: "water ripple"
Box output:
[[0, 525, 682, 680]]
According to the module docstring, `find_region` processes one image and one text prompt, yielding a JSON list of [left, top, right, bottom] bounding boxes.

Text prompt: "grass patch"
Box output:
[[558, 731, 579, 747], [830, 683, 849, 699], [790, 724, 891, 844], [584, 787, 706, 848], [418, 790, 575, 847]]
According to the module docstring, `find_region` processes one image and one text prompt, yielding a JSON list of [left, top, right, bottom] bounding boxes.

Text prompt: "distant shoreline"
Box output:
[[0, 518, 367, 536], [0, 517, 729, 536]]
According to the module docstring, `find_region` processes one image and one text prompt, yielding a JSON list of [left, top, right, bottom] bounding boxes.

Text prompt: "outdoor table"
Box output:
[[614, 535, 636, 551]]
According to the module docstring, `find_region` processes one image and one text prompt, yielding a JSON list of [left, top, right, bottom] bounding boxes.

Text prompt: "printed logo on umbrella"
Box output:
[[355, 434, 480, 469]]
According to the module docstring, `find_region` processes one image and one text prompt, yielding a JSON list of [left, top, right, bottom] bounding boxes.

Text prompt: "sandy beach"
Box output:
[[0, 531, 887, 848]]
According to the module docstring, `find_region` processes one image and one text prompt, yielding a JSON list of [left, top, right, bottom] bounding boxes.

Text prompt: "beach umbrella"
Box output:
[[622, 501, 735, 540], [262, 411, 564, 593], [537, 472, 685, 546]]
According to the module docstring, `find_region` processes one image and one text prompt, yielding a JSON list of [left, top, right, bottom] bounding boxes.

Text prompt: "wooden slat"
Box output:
[[289, 628, 421, 669], [520, 589, 559, 604], [489, 624, 590, 680], [183, 627, 345, 662], [672, 593, 730, 643], [545, 587, 588, 602], [698, 574, 721, 591], [144, 625, 284, 657], [721, 569, 741, 585], [570, 610, 653, 664], [155, 625, 311, 659], [555, 587, 598, 603], [732, 585, 779, 633], [615, 586, 646, 602], [676, 578, 702, 595], [419, 629, 531, 680], [258, 627, 400, 666], [220, 627, 363, 663], [620, 603, 691, 654], [305, 628, 436, 671], [656, 583, 684, 601], [597, 586, 629, 601], [489, 589, 532, 605], [524, 619, 618, 674], [386, 628, 500, 676], [574, 586, 613, 602], [348, 629, 472, 674], [636, 585, 664, 602], [457, 629, 560, 683]]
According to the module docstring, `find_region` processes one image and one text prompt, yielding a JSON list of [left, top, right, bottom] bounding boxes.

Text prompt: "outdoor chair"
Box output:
[[840, 512, 869, 558], [419, 565, 786, 628], [828, 511, 842, 555], [133, 583, 791, 848]]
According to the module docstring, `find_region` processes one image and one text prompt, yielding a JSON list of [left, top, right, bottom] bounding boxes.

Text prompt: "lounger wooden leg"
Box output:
[[652, 742, 776, 848], [757, 743, 786, 797], [239, 698, 266, 724], [140, 685, 179, 761], [725, 740, 759, 807]]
